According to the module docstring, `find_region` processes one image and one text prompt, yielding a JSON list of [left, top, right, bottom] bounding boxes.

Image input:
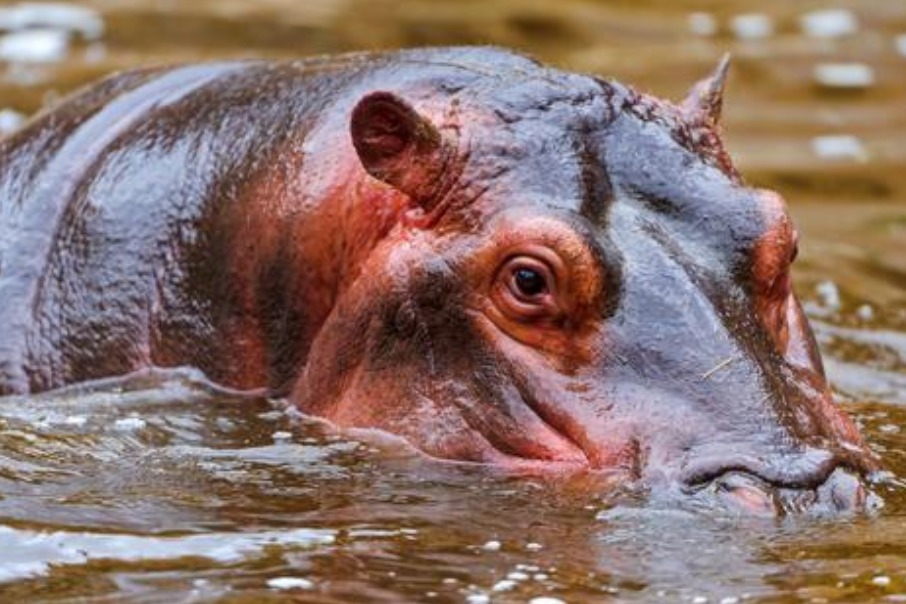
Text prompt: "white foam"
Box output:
[[897, 35, 906, 57], [815, 281, 842, 311], [267, 577, 314, 590], [813, 63, 875, 89], [730, 14, 773, 40], [799, 9, 858, 38], [0, 3, 103, 39], [811, 135, 867, 161], [688, 12, 717, 37], [856, 304, 874, 321], [0, 28, 68, 62], [0, 525, 335, 583], [113, 416, 147, 431], [0, 108, 26, 134]]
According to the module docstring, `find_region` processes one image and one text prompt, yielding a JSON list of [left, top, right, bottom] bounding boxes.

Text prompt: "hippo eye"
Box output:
[[493, 255, 561, 322], [513, 268, 548, 298], [505, 258, 554, 305]]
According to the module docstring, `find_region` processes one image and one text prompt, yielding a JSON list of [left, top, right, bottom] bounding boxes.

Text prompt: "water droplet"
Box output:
[[267, 577, 314, 590], [814, 63, 875, 89], [113, 416, 146, 431], [688, 13, 717, 37], [873, 575, 891, 587], [896, 34, 906, 58], [799, 9, 858, 38], [815, 281, 841, 311], [0, 29, 69, 63], [730, 14, 773, 40], [811, 135, 868, 162], [0, 108, 25, 134], [855, 304, 874, 321]]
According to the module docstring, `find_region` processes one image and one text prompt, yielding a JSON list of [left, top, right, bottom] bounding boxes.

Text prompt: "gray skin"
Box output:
[[0, 47, 880, 515]]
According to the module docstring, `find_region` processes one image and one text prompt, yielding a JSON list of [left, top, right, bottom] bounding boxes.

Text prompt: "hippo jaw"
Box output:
[[290, 59, 880, 515]]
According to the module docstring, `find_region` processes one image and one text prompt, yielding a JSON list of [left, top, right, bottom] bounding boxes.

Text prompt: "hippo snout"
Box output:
[[681, 452, 880, 516], [710, 468, 874, 516]]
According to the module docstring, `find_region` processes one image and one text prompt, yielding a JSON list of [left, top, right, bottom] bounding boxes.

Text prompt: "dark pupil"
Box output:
[[514, 268, 546, 296]]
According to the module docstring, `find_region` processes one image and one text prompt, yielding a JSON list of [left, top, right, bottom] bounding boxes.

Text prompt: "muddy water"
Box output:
[[1, 0, 905, 602]]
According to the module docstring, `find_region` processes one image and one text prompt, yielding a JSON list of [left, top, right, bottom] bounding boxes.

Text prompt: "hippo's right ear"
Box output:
[[350, 92, 450, 208]]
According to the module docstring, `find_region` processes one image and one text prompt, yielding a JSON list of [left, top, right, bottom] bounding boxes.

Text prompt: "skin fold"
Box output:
[[0, 47, 881, 515]]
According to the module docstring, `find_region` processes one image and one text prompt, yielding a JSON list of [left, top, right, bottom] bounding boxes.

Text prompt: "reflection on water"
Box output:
[[0, 0, 905, 601]]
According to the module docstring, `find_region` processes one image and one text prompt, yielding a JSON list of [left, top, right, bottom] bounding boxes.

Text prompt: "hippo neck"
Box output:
[[226, 168, 411, 395]]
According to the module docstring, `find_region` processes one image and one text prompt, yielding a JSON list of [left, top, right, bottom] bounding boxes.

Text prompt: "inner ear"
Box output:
[[350, 91, 450, 208]]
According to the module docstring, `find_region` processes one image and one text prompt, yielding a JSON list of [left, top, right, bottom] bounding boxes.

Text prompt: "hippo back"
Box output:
[[0, 47, 545, 394]]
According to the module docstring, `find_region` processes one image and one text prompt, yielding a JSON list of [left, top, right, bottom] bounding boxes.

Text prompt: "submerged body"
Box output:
[[0, 47, 879, 514]]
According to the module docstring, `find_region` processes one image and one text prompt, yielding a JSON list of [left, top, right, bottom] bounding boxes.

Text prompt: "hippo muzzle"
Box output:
[[684, 459, 874, 516]]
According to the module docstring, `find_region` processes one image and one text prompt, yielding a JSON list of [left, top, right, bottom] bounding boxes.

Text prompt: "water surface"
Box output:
[[1, 0, 905, 601]]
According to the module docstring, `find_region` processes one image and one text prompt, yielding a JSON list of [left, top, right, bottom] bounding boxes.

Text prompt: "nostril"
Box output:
[[713, 472, 780, 517], [680, 454, 880, 516]]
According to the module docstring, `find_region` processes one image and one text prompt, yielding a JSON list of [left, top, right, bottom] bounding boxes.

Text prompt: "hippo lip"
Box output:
[[496, 402, 592, 467], [680, 450, 851, 491]]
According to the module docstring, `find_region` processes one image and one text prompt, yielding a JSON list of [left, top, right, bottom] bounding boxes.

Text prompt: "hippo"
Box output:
[[0, 47, 880, 514]]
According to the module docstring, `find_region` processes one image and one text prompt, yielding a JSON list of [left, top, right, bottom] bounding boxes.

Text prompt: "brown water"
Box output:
[[1, 1, 905, 602]]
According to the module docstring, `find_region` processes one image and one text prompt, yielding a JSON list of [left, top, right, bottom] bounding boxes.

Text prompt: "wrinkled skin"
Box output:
[[0, 47, 881, 515]]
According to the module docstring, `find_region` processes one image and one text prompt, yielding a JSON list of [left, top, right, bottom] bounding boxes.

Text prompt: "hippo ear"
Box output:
[[681, 53, 731, 128], [350, 91, 450, 208]]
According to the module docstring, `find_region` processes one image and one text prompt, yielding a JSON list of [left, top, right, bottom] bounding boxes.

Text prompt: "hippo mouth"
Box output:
[[679, 451, 880, 515]]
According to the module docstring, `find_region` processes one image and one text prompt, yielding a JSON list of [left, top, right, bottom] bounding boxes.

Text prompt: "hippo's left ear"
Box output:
[[350, 91, 452, 208], [681, 53, 731, 128]]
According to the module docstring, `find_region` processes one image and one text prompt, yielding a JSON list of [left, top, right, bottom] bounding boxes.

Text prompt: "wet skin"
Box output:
[[0, 47, 880, 515]]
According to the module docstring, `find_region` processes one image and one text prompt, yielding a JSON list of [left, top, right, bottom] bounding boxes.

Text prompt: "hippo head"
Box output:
[[292, 56, 880, 515]]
